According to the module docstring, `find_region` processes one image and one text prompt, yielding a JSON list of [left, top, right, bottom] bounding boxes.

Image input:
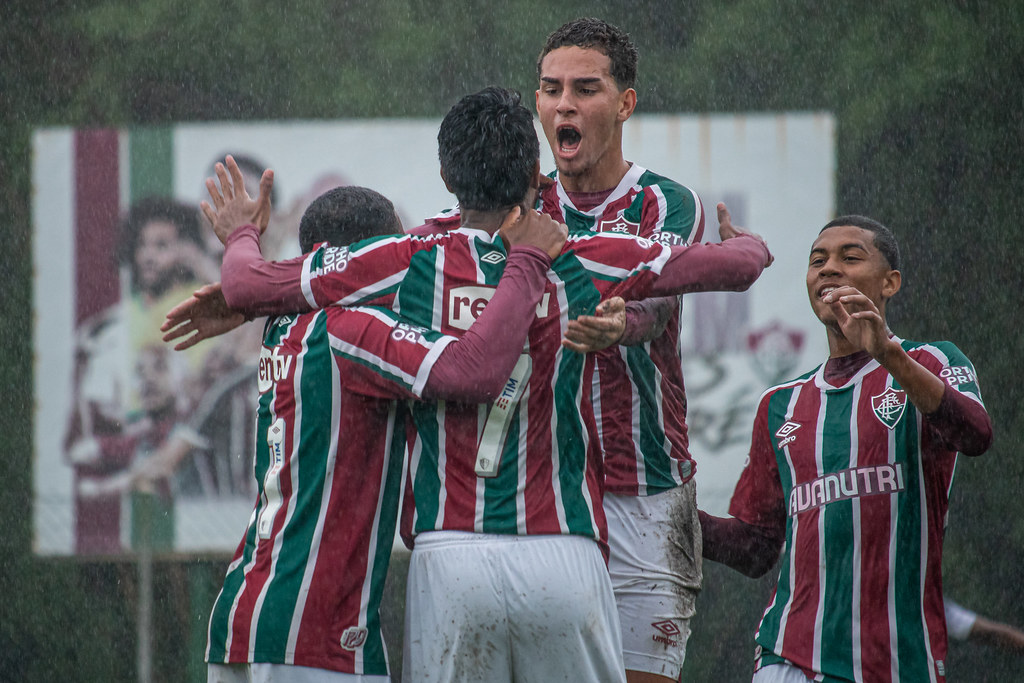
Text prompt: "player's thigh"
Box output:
[[605, 482, 701, 679], [402, 531, 511, 683], [505, 534, 626, 683], [752, 662, 815, 683]]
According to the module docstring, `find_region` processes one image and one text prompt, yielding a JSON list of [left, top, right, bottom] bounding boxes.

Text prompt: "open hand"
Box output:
[[162, 282, 246, 350], [718, 202, 773, 267], [200, 154, 275, 245]]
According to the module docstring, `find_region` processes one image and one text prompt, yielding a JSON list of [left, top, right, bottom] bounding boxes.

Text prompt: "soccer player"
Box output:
[[412, 24, 712, 679], [183, 182, 566, 683], [699, 216, 992, 682], [536, 19, 707, 682], [203, 88, 771, 683]]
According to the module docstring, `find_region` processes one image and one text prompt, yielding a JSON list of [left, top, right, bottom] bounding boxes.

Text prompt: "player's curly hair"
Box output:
[[537, 18, 639, 91], [299, 186, 401, 252], [437, 87, 539, 212], [821, 215, 901, 271]]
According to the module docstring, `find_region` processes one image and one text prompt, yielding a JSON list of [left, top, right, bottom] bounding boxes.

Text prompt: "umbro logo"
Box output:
[[775, 421, 801, 448], [651, 620, 681, 648], [480, 251, 506, 264]]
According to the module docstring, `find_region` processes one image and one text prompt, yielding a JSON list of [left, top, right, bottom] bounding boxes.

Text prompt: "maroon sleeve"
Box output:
[[423, 246, 550, 402], [699, 511, 785, 578], [220, 225, 312, 316], [924, 383, 993, 457], [619, 296, 676, 346], [649, 234, 771, 297]]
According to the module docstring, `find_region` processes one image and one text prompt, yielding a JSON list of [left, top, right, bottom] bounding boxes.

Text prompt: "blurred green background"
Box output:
[[3, 0, 1022, 680]]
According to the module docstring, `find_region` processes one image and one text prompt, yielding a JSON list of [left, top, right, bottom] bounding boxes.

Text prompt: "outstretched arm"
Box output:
[[699, 511, 785, 579], [161, 283, 246, 351]]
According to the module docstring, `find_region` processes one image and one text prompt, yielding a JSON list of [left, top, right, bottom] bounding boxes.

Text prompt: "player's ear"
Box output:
[[881, 269, 901, 300], [529, 161, 541, 189], [440, 167, 454, 194], [617, 88, 637, 123]]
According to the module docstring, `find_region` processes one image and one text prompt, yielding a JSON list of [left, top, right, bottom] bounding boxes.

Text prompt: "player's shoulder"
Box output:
[[901, 338, 973, 367], [758, 366, 822, 405], [635, 167, 700, 202]]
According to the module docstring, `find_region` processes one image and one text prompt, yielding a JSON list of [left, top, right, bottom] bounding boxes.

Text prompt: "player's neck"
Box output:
[[459, 208, 508, 236], [559, 156, 631, 194]]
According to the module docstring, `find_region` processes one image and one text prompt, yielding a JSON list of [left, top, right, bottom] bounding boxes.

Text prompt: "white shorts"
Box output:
[[751, 662, 816, 683], [402, 531, 625, 683], [606, 480, 702, 679], [207, 663, 389, 683]]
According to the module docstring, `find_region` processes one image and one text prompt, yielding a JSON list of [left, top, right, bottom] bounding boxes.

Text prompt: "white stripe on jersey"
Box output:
[[568, 232, 671, 279], [473, 402, 487, 533], [548, 275, 571, 535], [515, 383, 530, 535], [811, 390, 827, 675], [553, 163, 646, 217], [848, 379, 865, 683]]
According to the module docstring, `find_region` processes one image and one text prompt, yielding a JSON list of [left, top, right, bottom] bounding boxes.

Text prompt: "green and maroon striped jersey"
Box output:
[[540, 164, 705, 495], [731, 339, 986, 683], [206, 306, 454, 675], [296, 226, 673, 546]]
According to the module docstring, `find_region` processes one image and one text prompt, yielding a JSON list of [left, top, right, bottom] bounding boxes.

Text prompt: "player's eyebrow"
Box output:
[[540, 76, 603, 85]]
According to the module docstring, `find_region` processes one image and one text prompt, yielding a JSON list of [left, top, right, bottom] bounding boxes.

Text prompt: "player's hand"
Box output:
[[201, 154, 274, 245], [524, 174, 556, 210], [718, 202, 773, 267], [161, 282, 246, 350], [562, 297, 626, 353], [499, 206, 568, 260], [822, 285, 893, 358]]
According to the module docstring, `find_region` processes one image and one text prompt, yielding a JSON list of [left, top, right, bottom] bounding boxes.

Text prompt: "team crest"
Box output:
[[871, 387, 907, 429], [598, 215, 640, 235]]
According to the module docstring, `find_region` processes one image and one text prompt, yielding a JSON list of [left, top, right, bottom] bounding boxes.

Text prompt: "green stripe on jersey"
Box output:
[[819, 387, 855, 680], [625, 345, 669, 489], [482, 412, 522, 534], [254, 314, 333, 659], [756, 385, 799, 650]]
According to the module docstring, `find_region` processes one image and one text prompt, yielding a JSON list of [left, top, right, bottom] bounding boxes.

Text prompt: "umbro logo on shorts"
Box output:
[[651, 620, 681, 647]]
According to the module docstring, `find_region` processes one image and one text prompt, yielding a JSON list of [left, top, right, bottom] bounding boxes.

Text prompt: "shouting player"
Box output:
[[700, 216, 992, 682]]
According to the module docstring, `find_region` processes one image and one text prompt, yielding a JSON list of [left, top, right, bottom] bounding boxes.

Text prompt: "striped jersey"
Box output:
[[730, 339, 986, 683], [206, 306, 456, 675], [539, 164, 705, 495], [296, 227, 673, 545]]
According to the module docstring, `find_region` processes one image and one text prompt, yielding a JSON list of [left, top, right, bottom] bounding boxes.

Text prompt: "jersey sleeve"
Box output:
[[729, 392, 787, 530], [642, 180, 705, 247], [300, 234, 421, 309], [911, 341, 992, 455], [567, 231, 673, 301], [326, 306, 455, 400]]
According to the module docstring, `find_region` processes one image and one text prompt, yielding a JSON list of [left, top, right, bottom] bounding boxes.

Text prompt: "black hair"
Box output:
[[118, 196, 203, 284], [537, 18, 639, 90], [299, 186, 401, 252], [820, 215, 901, 271], [437, 87, 540, 212]]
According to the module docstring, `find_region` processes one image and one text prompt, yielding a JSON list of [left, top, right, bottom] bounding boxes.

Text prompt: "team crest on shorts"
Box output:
[[599, 215, 640, 235], [871, 387, 907, 429]]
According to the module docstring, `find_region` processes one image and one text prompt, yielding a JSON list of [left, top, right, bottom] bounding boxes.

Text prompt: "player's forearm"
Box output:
[[221, 225, 312, 316], [924, 384, 993, 456], [650, 234, 771, 297], [619, 296, 676, 346], [699, 510, 784, 579], [424, 246, 551, 402]]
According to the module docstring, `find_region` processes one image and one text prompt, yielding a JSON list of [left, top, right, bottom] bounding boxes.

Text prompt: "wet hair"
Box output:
[[299, 185, 402, 252], [820, 215, 901, 271], [118, 196, 203, 279], [537, 18, 639, 90], [437, 87, 540, 211]]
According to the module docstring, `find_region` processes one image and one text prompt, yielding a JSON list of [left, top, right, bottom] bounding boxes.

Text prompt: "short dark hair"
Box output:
[[820, 215, 901, 270], [537, 18, 639, 90], [437, 87, 540, 212], [299, 186, 401, 252], [118, 195, 203, 280]]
